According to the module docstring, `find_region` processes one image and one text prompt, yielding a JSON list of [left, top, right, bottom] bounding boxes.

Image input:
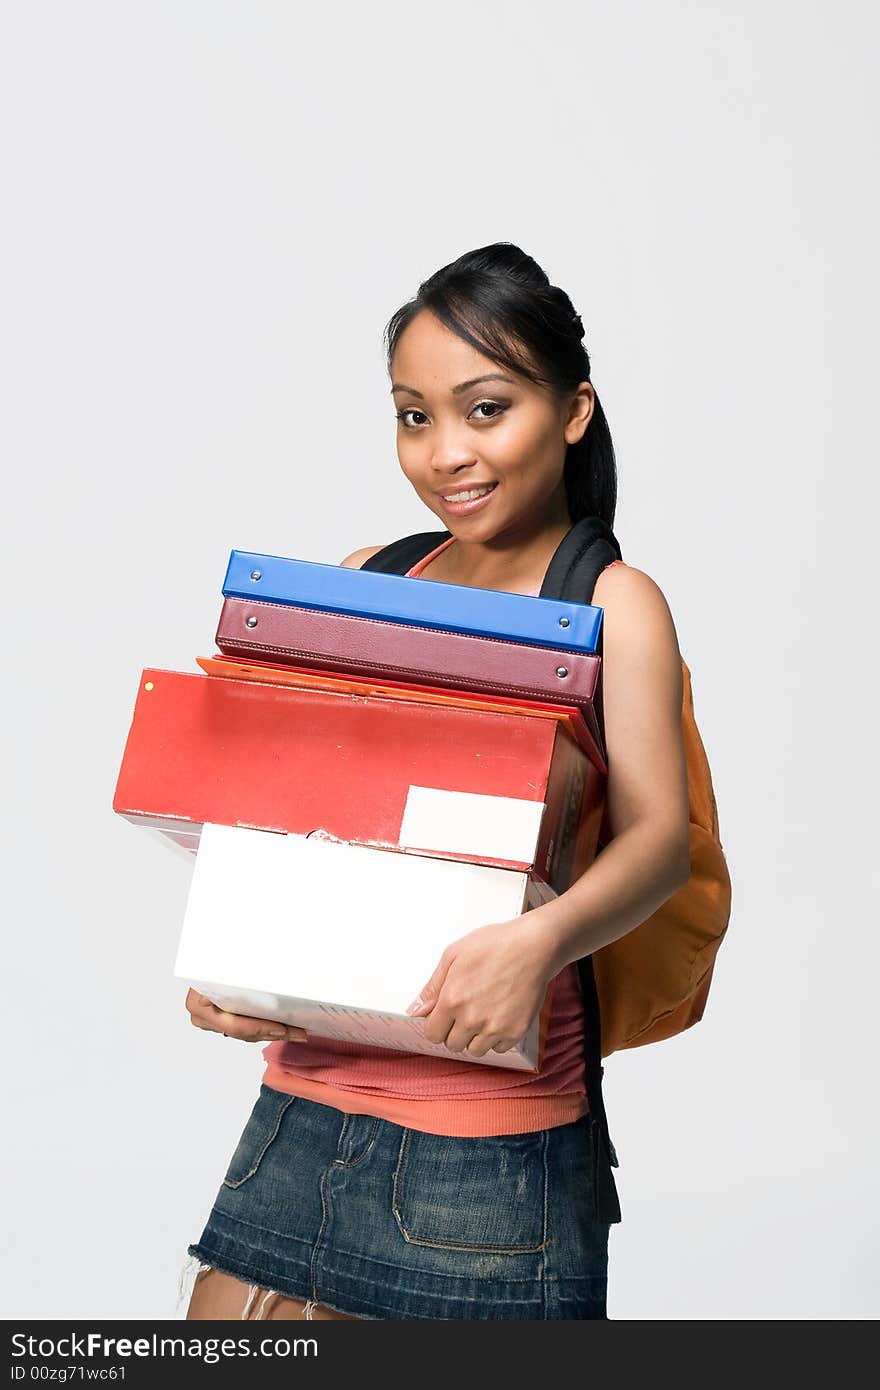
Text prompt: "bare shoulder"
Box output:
[[592, 561, 683, 700], [338, 544, 386, 568], [592, 560, 679, 642]]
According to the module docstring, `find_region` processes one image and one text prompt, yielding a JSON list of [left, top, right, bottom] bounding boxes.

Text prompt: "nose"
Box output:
[[429, 423, 479, 475]]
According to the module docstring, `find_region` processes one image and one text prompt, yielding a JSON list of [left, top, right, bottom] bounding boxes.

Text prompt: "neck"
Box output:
[[442, 495, 573, 590]]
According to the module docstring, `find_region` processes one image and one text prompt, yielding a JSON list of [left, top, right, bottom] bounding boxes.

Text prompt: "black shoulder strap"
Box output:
[[357, 516, 624, 1225], [542, 515, 621, 799], [359, 530, 451, 575], [541, 517, 624, 1226], [361, 518, 621, 600], [539, 515, 622, 605]]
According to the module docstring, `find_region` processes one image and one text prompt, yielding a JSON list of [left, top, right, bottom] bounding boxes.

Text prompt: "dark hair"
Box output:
[[383, 242, 617, 529]]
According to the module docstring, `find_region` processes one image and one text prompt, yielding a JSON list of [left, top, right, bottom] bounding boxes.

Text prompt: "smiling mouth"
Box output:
[[440, 482, 499, 503]]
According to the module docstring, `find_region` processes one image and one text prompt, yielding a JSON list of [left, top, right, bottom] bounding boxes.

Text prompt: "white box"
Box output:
[[175, 821, 558, 1072]]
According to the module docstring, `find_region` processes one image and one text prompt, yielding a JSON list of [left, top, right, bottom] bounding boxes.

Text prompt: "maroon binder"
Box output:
[[214, 597, 602, 747]]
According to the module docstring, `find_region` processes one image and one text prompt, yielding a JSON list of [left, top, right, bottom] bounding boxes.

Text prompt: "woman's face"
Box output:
[[390, 309, 594, 542]]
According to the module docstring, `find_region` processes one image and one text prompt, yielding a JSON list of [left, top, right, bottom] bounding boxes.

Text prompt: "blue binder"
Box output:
[[222, 549, 603, 653]]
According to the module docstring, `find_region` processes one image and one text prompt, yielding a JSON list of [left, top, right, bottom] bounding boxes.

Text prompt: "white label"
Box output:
[[399, 785, 545, 864]]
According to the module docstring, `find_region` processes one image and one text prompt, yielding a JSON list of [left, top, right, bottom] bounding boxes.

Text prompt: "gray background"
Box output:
[[3, 0, 877, 1319]]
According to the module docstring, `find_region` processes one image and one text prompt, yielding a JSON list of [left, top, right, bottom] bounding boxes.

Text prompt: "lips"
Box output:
[[438, 482, 498, 501], [438, 481, 499, 516]]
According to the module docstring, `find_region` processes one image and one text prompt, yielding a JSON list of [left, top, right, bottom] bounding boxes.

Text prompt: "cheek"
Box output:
[[397, 453, 427, 489], [397, 452, 440, 504], [489, 424, 555, 485], [397, 441, 443, 489], [395, 440, 418, 473], [493, 413, 553, 465]]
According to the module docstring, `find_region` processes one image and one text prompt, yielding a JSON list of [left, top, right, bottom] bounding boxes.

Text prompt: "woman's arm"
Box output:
[[405, 562, 693, 1057], [530, 562, 692, 974]]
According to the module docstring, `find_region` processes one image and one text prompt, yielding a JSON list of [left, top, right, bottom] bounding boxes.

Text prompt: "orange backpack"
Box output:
[[543, 519, 732, 1224], [592, 655, 732, 1059]]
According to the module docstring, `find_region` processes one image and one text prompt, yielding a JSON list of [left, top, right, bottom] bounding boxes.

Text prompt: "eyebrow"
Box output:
[[390, 373, 516, 399]]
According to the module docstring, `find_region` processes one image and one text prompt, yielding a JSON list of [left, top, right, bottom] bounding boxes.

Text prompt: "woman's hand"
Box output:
[[404, 916, 557, 1058], [185, 989, 308, 1045]]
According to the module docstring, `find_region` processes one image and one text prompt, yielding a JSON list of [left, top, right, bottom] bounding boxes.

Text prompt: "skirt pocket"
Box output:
[[392, 1127, 550, 1254], [222, 1085, 297, 1189]]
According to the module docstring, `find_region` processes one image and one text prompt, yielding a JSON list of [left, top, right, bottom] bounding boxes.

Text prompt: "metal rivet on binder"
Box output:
[[245, 616, 258, 628], [250, 570, 262, 581], [558, 616, 570, 628], [556, 666, 568, 678]]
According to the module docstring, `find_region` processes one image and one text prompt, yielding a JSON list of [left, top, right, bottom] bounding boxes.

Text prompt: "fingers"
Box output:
[[463, 1034, 518, 1059], [421, 1008, 518, 1058], [424, 1013, 518, 1058], [185, 989, 308, 1045]]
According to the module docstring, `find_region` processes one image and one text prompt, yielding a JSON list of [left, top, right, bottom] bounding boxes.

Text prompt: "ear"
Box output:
[[564, 381, 595, 445]]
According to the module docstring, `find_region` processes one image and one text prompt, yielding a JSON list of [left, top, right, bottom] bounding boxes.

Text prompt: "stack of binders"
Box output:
[[113, 547, 609, 1073]]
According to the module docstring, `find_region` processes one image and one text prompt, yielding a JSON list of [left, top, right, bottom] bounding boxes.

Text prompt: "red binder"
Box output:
[[195, 653, 605, 768], [113, 668, 607, 894]]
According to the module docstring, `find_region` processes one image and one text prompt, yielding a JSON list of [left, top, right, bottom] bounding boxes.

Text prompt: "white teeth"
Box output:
[[443, 484, 496, 503]]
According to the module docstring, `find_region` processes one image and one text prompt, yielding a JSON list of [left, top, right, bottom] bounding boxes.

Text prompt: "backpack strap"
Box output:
[[540, 514, 621, 790], [538, 516, 622, 614], [540, 518, 624, 1225], [534, 518, 624, 1223], [359, 530, 452, 575], [360, 519, 621, 595]]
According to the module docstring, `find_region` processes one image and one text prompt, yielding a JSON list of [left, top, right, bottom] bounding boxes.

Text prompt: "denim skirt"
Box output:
[[186, 1084, 611, 1320]]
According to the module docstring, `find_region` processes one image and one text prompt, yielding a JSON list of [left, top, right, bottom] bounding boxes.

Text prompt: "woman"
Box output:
[[179, 242, 691, 1321]]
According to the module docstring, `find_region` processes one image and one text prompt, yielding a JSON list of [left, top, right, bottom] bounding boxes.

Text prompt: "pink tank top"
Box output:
[[261, 535, 590, 1135]]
